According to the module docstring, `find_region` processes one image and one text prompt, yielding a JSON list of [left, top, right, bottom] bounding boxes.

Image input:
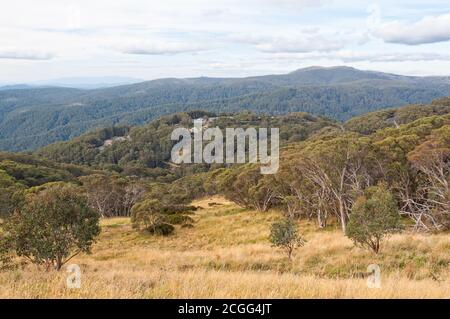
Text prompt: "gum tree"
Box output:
[[346, 184, 401, 254], [3, 183, 100, 271], [269, 218, 306, 260]]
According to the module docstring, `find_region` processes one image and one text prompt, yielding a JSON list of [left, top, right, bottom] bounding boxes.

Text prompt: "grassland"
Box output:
[[0, 197, 449, 298]]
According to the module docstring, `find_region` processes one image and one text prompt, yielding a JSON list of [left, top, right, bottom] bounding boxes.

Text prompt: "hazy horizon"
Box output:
[[2, 65, 450, 88]]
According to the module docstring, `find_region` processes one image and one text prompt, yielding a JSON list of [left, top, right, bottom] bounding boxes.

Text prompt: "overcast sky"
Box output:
[[1, 0, 450, 83]]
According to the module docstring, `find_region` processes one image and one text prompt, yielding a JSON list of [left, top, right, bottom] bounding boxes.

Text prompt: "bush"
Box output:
[[0, 237, 14, 270], [131, 199, 194, 236], [0, 169, 25, 218], [164, 214, 194, 225], [3, 183, 100, 270], [131, 199, 163, 231], [160, 205, 197, 215], [147, 223, 175, 236], [270, 219, 306, 260], [346, 184, 402, 254], [208, 202, 221, 207]]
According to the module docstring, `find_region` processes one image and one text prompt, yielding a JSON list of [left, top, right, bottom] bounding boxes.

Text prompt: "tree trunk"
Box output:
[[56, 256, 63, 271], [339, 198, 347, 233]]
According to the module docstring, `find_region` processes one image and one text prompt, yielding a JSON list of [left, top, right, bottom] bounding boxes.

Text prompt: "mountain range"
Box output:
[[1, 66, 450, 152]]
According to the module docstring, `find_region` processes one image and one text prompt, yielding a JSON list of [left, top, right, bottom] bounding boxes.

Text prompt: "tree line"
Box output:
[[208, 114, 450, 233]]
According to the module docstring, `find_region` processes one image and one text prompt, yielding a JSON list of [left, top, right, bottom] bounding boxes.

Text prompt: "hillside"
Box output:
[[0, 152, 95, 187], [35, 111, 339, 178], [35, 97, 450, 177], [1, 197, 448, 298], [1, 66, 450, 151], [345, 96, 450, 134], [0, 151, 97, 217]]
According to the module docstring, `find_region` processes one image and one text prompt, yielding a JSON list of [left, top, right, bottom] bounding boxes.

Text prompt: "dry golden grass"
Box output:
[[0, 196, 449, 298]]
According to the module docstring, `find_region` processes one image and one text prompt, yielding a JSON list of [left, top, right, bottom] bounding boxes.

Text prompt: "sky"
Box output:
[[1, 0, 450, 83]]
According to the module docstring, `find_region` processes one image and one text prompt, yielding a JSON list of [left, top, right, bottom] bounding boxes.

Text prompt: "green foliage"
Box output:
[[148, 223, 175, 236], [0, 169, 24, 217], [3, 183, 100, 270], [124, 110, 448, 236], [164, 214, 194, 225], [0, 235, 14, 270], [269, 219, 306, 260], [213, 165, 280, 212], [346, 184, 402, 254], [79, 174, 146, 217], [131, 196, 196, 236], [406, 125, 450, 230], [274, 112, 450, 232], [36, 111, 338, 180], [0, 153, 96, 217], [345, 102, 450, 135], [0, 159, 71, 187], [0, 152, 94, 186], [131, 199, 161, 231]]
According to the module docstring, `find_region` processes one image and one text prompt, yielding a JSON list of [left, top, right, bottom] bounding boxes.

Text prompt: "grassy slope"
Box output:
[[1, 197, 449, 298]]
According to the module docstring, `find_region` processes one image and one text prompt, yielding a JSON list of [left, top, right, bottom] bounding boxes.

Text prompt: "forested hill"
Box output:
[[344, 96, 450, 134], [35, 97, 450, 179], [35, 111, 339, 180], [1, 66, 450, 152]]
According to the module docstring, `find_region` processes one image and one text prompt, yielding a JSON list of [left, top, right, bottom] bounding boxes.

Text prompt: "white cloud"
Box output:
[[0, 49, 53, 60], [244, 0, 331, 10], [272, 50, 450, 63], [0, 0, 450, 81], [256, 35, 344, 53], [347, 52, 450, 63], [375, 13, 450, 45], [117, 41, 208, 55], [231, 29, 351, 53]]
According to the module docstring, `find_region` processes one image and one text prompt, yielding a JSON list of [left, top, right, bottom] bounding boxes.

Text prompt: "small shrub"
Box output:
[[131, 198, 196, 236], [164, 214, 194, 225], [346, 184, 402, 254], [270, 218, 306, 260]]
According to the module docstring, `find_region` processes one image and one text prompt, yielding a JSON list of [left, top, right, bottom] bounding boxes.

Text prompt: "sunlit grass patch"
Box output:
[[0, 197, 449, 298]]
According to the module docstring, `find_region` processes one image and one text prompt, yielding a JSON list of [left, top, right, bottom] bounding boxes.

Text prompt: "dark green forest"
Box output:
[[1, 66, 450, 152], [35, 111, 338, 180]]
